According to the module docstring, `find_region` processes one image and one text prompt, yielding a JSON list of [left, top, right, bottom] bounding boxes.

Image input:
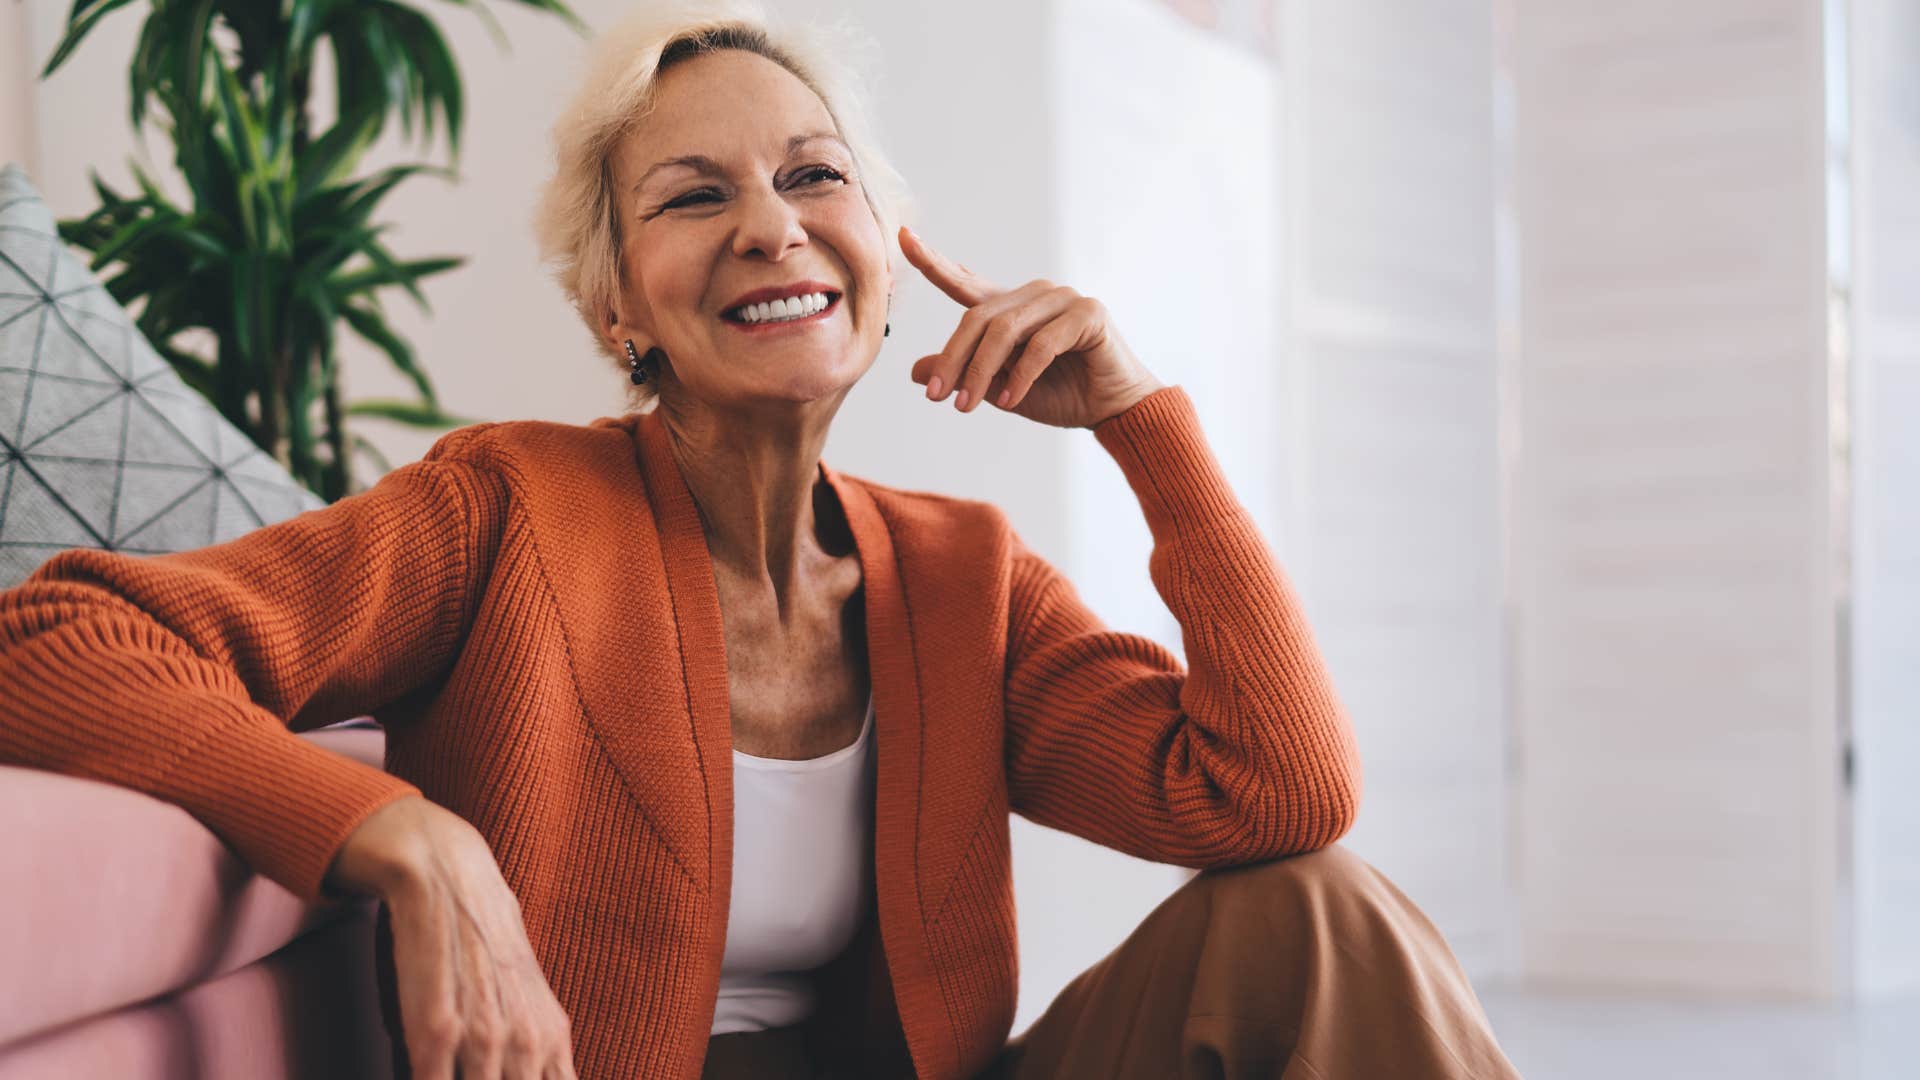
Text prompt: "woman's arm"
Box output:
[[1003, 386, 1362, 868], [1, 425, 579, 1078], [890, 228, 1360, 866], [0, 426, 505, 902]]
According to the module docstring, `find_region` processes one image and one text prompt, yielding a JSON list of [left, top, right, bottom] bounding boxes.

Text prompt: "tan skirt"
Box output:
[[700, 844, 1523, 1079]]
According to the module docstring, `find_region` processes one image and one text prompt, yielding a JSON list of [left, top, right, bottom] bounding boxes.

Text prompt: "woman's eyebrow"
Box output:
[[786, 131, 851, 157], [633, 132, 851, 192]]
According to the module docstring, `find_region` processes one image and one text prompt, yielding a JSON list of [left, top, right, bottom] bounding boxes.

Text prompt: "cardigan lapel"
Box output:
[[818, 460, 952, 1080], [628, 407, 737, 905], [513, 415, 728, 904]]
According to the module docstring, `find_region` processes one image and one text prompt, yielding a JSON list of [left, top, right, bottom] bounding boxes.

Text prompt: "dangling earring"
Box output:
[[625, 339, 656, 386], [884, 293, 892, 338]]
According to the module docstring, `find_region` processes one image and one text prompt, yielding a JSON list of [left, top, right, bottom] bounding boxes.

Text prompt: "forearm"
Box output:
[[0, 448, 493, 899], [1044, 385, 1361, 857], [1, 607, 425, 898]]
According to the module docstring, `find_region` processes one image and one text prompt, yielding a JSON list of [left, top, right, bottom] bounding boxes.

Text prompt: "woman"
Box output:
[[0, 3, 1522, 1079]]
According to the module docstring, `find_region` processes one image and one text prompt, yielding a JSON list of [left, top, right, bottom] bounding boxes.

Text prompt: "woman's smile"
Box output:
[[720, 290, 843, 335]]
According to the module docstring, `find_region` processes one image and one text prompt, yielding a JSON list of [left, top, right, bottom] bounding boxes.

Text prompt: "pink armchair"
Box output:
[[0, 723, 398, 1079]]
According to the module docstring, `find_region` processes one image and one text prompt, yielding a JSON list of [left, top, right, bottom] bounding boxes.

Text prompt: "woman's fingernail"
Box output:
[[955, 389, 971, 411], [927, 375, 944, 400], [997, 388, 1011, 408]]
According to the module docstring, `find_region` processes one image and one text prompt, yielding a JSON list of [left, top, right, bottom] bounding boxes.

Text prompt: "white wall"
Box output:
[[1511, 0, 1843, 996], [1273, 0, 1511, 979], [1846, 0, 1920, 1000], [0, 1, 34, 173], [1014, 0, 1281, 1034]]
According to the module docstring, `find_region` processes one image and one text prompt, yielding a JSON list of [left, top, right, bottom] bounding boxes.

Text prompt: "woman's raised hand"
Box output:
[[326, 796, 578, 1080], [898, 225, 1165, 429]]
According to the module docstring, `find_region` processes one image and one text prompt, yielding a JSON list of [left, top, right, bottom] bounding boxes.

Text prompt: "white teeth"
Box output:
[[732, 291, 830, 324]]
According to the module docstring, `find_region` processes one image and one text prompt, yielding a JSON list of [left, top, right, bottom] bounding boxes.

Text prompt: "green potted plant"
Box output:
[[41, 0, 583, 501]]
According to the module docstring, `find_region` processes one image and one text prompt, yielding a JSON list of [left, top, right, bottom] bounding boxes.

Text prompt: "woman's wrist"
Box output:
[[1088, 378, 1170, 429], [324, 794, 444, 901]]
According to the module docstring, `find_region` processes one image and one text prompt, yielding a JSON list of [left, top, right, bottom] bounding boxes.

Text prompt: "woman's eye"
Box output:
[[659, 168, 843, 212]]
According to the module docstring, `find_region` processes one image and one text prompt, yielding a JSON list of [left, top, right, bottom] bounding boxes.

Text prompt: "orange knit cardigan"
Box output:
[[0, 385, 1360, 1079]]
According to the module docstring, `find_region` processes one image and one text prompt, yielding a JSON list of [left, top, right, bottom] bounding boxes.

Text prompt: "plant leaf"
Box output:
[[328, 255, 462, 299], [40, 0, 142, 79], [373, 1, 464, 159], [434, 0, 510, 52], [499, 0, 589, 37], [344, 398, 478, 429], [295, 96, 383, 198], [339, 301, 437, 405], [175, 0, 217, 126]]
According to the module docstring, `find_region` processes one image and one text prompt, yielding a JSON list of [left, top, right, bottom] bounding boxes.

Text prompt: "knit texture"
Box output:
[[0, 384, 1361, 1079]]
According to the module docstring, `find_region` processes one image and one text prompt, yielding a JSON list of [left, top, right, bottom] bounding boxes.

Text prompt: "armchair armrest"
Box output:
[[0, 725, 388, 1047]]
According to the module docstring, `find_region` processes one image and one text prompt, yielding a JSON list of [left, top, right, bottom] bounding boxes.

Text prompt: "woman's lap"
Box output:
[[701, 845, 1520, 1080]]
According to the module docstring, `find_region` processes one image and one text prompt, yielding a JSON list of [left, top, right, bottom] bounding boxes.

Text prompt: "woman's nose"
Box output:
[[730, 188, 808, 261]]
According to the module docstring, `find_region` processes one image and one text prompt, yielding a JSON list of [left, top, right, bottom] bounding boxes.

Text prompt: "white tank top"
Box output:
[[709, 692, 876, 1035]]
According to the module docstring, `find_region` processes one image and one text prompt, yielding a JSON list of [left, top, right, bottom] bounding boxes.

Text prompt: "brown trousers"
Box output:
[[701, 845, 1522, 1079]]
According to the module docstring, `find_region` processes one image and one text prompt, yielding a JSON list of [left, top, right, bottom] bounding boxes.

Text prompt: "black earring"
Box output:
[[624, 340, 646, 385], [884, 322, 891, 338], [625, 340, 664, 386]]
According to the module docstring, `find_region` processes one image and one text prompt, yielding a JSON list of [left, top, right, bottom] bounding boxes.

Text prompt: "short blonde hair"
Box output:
[[533, 0, 912, 409]]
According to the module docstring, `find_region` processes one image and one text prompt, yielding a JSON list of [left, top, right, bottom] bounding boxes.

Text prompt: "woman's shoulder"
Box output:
[[401, 416, 661, 533], [421, 414, 641, 473], [830, 470, 1017, 548]]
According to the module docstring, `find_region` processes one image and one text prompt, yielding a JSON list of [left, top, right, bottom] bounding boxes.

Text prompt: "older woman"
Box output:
[[0, 3, 1522, 1080]]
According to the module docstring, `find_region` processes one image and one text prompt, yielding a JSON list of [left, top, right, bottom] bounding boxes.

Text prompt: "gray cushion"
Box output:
[[0, 163, 322, 587]]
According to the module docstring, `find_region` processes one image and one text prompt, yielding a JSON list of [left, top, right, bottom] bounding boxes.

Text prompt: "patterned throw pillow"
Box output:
[[0, 163, 323, 587]]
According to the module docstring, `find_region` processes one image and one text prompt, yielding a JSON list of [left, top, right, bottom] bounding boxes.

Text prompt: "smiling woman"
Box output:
[[533, 1, 910, 413], [0, 1, 1524, 1078]]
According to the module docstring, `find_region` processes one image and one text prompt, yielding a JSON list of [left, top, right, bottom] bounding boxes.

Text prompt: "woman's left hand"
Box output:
[[899, 226, 1166, 429]]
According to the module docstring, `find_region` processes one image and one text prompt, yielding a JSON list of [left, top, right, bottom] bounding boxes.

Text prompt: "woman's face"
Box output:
[[607, 49, 892, 408]]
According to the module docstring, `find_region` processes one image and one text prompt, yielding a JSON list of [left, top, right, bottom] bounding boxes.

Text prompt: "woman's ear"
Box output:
[[603, 305, 630, 355]]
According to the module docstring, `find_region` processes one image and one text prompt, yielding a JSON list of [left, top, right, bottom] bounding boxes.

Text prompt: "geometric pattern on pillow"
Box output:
[[0, 163, 324, 588]]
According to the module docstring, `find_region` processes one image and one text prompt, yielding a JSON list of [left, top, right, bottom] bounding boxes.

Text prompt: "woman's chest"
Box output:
[[718, 571, 870, 760]]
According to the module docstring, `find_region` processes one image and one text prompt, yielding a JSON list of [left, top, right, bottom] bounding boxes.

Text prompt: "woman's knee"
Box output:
[[1194, 844, 1400, 926], [1207, 843, 1375, 893]]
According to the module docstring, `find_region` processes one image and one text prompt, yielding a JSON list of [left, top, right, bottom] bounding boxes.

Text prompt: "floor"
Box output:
[[1475, 982, 1920, 1080]]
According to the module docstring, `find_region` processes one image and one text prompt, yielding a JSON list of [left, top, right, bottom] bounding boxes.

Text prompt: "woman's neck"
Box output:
[[655, 392, 851, 614]]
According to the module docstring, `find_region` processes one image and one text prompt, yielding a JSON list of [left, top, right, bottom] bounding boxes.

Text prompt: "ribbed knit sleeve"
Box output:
[[1003, 385, 1362, 868], [0, 429, 504, 903]]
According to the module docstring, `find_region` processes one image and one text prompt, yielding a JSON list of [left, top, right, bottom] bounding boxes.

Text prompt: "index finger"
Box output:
[[900, 226, 1002, 306]]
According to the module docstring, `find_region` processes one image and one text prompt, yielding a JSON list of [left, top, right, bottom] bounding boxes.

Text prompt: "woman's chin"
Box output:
[[699, 369, 857, 409], [728, 352, 871, 403], [782, 369, 863, 404]]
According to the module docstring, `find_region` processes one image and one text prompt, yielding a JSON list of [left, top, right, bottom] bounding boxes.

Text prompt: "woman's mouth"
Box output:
[[722, 291, 841, 332]]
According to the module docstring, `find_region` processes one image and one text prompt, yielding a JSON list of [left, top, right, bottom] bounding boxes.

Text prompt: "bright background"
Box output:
[[5, 1, 1916, 1074]]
